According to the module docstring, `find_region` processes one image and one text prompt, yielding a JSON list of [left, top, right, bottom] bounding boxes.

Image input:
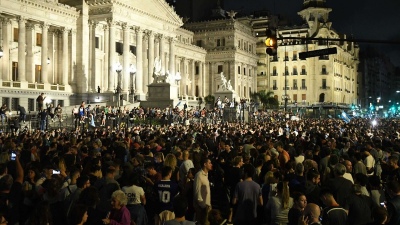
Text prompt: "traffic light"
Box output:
[[265, 28, 277, 56]]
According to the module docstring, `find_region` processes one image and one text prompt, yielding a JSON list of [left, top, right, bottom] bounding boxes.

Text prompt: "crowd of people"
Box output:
[[0, 105, 399, 225]]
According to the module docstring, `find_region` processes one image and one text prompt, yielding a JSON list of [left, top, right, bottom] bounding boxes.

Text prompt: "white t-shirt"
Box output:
[[122, 185, 145, 205]]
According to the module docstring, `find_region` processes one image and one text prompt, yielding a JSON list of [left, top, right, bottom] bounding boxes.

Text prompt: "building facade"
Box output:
[[184, 17, 258, 99], [0, 0, 210, 111], [256, 0, 359, 108]]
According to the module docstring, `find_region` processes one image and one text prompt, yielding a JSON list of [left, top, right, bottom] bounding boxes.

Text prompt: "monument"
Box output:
[[140, 57, 181, 108], [214, 72, 238, 105]]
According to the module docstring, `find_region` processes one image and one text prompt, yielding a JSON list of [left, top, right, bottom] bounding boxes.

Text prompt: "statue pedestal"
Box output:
[[215, 89, 239, 104], [140, 82, 180, 108]]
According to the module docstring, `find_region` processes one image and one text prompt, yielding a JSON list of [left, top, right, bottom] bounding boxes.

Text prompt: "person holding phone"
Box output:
[[298, 203, 322, 225]]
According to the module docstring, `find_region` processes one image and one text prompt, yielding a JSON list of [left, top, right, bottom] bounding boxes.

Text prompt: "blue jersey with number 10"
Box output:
[[155, 180, 179, 212]]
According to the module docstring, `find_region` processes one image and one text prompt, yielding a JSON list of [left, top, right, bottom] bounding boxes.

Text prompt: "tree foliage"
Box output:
[[251, 90, 279, 109]]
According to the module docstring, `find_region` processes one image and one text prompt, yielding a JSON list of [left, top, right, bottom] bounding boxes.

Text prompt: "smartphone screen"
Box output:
[[53, 170, 60, 175], [11, 152, 16, 161]]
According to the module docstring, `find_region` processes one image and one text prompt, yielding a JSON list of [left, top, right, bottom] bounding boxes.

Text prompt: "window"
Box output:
[[218, 65, 223, 73], [11, 98, 19, 111], [293, 79, 298, 89], [36, 33, 42, 46], [301, 66, 307, 75], [293, 51, 297, 60], [95, 37, 100, 49], [284, 52, 289, 61], [2, 98, 9, 108], [238, 66, 241, 74], [196, 40, 202, 47], [35, 65, 41, 83], [322, 65, 327, 75], [322, 79, 327, 88], [301, 79, 306, 88], [244, 86, 246, 97], [302, 94, 306, 101], [272, 66, 277, 76], [292, 66, 298, 75], [273, 80, 277, 90], [243, 67, 246, 75], [285, 66, 289, 76], [195, 65, 199, 75], [293, 94, 297, 102], [13, 28, 19, 42], [217, 39, 221, 47], [28, 98, 35, 112], [58, 100, 64, 107], [12, 62, 18, 81]]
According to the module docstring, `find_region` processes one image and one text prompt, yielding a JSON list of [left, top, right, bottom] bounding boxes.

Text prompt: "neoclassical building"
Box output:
[[184, 16, 258, 99], [256, 0, 359, 108], [0, 0, 210, 111]]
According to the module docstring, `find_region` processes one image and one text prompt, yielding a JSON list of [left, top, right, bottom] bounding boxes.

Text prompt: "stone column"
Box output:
[[147, 30, 154, 84], [40, 22, 49, 84], [142, 33, 148, 93], [122, 23, 130, 91], [182, 58, 187, 96], [159, 34, 165, 74], [61, 28, 69, 85], [135, 27, 144, 99], [89, 20, 97, 91], [17, 16, 26, 82], [191, 60, 195, 96], [1, 19, 10, 81], [168, 37, 175, 83], [69, 29, 76, 85], [199, 62, 204, 97], [107, 20, 116, 92], [154, 34, 159, 59], [25, 23, 35, 83], [103, 24, 109, 91]]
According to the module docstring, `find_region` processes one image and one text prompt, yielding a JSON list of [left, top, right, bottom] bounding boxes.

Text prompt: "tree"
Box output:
[[252, 90, 278, 110]]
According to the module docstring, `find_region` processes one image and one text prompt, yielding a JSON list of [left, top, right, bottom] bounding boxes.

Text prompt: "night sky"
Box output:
[[224, 0, 400, 65]]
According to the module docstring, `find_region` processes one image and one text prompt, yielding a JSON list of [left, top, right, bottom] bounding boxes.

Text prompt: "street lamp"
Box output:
[[115, 62, 123, 107], [282, 94, 290, 112], [175, 72, 182, 97], [129, 64, 136, 99]]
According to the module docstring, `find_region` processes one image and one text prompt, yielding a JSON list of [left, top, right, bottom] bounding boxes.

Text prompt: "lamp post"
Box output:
[[240, 98, 246, 124], [115, 62, 123, 108], [175, 72, 181, 97], [129, 64, 136, 101]]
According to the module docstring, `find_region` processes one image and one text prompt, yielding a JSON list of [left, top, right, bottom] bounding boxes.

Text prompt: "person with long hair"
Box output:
[[288, 192, 307, 225], [164, 153, 180, 183], [265, 181, 293, 225]]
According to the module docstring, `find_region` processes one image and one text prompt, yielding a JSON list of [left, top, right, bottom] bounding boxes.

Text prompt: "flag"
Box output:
[[175, 101, 181, 107], [341, 110, 351, 123]]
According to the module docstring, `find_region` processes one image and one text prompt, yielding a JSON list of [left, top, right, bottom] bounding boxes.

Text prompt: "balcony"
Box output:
[[270, 56, 278, 62], [271, 72, 278, 76], [321, 71, 328, 75], [300, 71, 307, 75], [284, 56, 289, 61], [292, 86, 298, 90], [292, 56, 298, 61], [300, 86, 307, 90], [283, 72, 289, 76], [282, 87, 290, 90], [319, 55, 329, 60], [273, 86, 278, 90], [320, 86, 330, 90], [292, 71, 298, 76]]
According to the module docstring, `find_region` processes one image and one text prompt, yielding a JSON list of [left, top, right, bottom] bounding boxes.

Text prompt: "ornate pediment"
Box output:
[[87, 0, 183, 27]]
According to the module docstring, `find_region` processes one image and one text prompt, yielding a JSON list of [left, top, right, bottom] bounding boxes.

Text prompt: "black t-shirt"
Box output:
[[345, 194, 375, 225], [288, 207, 303, 225], [1, 182, 23, 225], [321, 206, 347, 225]]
